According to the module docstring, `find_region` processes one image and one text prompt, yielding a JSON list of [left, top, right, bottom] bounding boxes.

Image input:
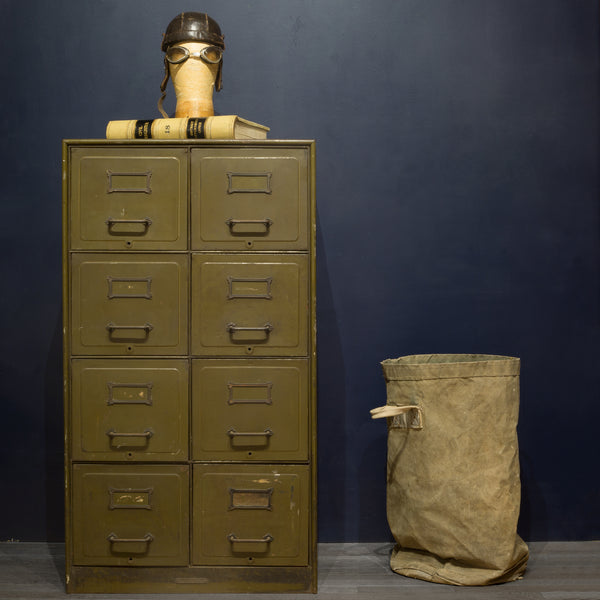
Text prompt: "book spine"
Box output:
[[185, 118, 208, 139], [134, 120, 154, 138], [106, 120, 137, 139], [151, 118, 188, 139], [203, 115, 236, 139], [150, 118, 209, 139]]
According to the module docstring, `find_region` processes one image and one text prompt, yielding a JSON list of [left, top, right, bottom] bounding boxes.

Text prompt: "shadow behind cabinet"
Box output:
[[62, 139, 317, 593]]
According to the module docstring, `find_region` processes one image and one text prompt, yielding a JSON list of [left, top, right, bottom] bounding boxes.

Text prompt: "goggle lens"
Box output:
[[200, 46, 222, 63], [166, 46, 189, 63]]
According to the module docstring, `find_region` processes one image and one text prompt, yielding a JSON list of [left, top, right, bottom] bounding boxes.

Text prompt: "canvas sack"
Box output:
[[371, 354, 529, 586]]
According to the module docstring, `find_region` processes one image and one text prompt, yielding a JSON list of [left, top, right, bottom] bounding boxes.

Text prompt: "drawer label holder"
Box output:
[[106, 169, 152, 194], [227, 381, 273, 405], [227, 276, 272, 300], [226, 172, 272, 195], [108, 487, 154, 510], [107, 382, 153, 406], [228, 487, 273, 510], [107, 276, 153, 299]]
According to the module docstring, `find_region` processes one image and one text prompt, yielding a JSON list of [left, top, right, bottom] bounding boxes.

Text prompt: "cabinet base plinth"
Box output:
[[67, 565, 316, 594]]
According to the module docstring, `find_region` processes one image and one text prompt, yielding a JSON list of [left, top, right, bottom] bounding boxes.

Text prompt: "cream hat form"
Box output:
[[169, 42, 219, 117]]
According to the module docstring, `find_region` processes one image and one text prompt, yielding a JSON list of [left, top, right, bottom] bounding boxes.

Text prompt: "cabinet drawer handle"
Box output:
[[107, 532, 154, 545], [227, 533, 273, 544], [106, 428, 154, 440], [105, 217, 153, 235], [227, 427, 273, 438], [225, 218, 273, 234], [106, 322, 154, 339], [226, 322, 273, 340]]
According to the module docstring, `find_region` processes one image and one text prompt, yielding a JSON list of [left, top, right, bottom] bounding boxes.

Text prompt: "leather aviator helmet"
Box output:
[[158, 12, 225, 117]]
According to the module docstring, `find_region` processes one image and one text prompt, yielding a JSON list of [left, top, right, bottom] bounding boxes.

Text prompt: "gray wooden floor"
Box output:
[[0, 541, 599, 599]]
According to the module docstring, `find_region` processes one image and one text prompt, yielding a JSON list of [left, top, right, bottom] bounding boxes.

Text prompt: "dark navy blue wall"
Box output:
[[1, 0, 598, 542]]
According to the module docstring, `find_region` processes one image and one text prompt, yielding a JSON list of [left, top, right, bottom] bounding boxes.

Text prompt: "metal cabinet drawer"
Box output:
[[71, 359, 188, 461], [191, 359, 308, 461], [191, 148, 309, 251], [72, 464, 189, 566], [70, 253, 188, 355], [69, 148, 188, 250], [192, 464, 309, 566], [191, 254, 308, 356]]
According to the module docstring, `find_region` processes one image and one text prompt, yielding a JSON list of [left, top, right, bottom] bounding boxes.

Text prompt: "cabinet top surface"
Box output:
[[63, 139, 315, 147]]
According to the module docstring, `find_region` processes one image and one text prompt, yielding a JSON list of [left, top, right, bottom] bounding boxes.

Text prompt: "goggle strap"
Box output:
[[157, 91, 169, 119], [216, 63, 222, 92], [158, 58, 170, 118]]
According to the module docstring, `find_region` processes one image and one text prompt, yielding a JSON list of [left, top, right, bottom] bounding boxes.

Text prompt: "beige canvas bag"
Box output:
[[371, 354, 529, 586]]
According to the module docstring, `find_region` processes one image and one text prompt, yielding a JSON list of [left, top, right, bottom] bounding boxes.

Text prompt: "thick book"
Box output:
[[106, 115, 269, 140]]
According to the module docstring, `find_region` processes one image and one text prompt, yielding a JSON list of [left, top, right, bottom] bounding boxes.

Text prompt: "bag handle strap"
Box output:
[[370, 404, 423, 429]]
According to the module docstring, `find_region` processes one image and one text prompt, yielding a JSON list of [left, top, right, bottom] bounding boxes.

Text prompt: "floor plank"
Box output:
[[0, 541, 598, 599]]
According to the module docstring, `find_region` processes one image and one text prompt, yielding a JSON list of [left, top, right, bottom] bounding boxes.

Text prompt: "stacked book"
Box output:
[[106, 115, 269, 140]]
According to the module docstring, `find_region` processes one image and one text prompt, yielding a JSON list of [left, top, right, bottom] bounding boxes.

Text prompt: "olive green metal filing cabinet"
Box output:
[[62, 140, 317, 593]]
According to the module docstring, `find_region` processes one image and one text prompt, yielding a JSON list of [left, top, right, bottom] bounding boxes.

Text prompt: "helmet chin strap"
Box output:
[[158, 57, 170, 118]]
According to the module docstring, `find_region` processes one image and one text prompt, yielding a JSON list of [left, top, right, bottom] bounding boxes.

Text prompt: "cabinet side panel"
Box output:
[[62, 141, 72, 583], [309, 140, 318, 592]]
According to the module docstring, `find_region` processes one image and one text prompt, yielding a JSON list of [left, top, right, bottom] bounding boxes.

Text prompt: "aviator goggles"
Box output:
[[165, 45, 223, 65]]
